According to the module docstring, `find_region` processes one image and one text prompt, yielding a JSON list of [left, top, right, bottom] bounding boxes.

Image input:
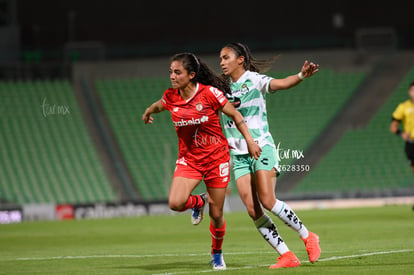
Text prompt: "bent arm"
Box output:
[[221, 102, 261, 159], [389, 119, 400, 134], [390, 119, 411, 141], [142, 99, 166, 124]]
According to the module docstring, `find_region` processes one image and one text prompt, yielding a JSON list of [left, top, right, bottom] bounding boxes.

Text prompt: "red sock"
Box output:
[[181, 194, 205, 212], [210, 221, 226, 253]]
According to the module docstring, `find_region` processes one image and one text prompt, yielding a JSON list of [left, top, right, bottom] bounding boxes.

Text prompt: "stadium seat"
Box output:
[[0, 80, 116, 204], [267, 69, 366, 166], [294, 66, 414, 195], [96, 77, 177, 199]]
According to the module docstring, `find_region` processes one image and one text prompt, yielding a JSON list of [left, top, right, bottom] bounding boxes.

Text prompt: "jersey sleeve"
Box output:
[[207, 86, 228, 110], [161, 89, 172, 111], [255, 73, 274, 94], [392, 103, 405, 121]]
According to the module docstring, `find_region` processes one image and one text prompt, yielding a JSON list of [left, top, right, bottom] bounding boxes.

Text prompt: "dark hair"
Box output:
[[410, 81, 414, 87], [223, 43, 279, 73], [170, 53, 231, 95]]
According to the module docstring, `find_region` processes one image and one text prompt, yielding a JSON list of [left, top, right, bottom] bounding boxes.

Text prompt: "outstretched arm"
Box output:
[[221, 102, 262, 159], [142, 99, 166, 124], [269, 60, 319, 92]]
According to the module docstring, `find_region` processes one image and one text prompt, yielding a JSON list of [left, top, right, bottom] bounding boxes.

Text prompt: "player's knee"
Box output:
[[209, 209, 223, 223], [244, 204, 264, 220], [260, 197, 276, 212], [246, 206, 258, 219], [168, 199, 185, 211]]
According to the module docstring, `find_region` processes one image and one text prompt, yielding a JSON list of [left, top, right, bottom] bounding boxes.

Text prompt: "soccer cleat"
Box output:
[[210, 252, 226, 270], [269, 251, 300, 269], [301, 231, 321, 263], [191, 193, 207, 225]]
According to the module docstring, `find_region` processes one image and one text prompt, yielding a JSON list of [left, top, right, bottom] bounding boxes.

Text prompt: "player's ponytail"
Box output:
[[171, 53, 231, 95]]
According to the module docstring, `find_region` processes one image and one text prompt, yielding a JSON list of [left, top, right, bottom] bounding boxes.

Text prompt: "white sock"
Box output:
[[271, 200, 309, 239], [254, 214, 289, 255]]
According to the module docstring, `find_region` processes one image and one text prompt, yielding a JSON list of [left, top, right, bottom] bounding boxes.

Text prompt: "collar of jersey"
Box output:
[[184, 82, 199, 103], [230, 70, 250, 85]]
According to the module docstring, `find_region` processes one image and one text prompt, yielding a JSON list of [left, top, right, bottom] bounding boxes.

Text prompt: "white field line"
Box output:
[[152, 249, 414, 275], [15, 249, 412, 266], [15, 250, 275, 261], [150, 249, 414, 275], [317, 249, 413, 262]]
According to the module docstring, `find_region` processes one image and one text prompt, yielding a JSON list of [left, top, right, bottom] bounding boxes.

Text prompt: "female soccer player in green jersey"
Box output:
[[219, 43, 320, 269]]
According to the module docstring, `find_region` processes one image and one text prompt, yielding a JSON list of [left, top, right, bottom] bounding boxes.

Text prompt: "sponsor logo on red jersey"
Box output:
[[173, 116, 209, 127], [219, 162, 229, 177]]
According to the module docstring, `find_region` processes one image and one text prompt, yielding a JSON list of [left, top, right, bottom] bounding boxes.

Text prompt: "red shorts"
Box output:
[[173, 157, 230, 188]]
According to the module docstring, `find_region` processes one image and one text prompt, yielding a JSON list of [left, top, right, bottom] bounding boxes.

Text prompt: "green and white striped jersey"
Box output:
[[221, 70, 276, 155]]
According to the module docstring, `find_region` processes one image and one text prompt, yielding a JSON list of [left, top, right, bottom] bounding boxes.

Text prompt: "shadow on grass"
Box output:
[[115, 260, 210, 272]]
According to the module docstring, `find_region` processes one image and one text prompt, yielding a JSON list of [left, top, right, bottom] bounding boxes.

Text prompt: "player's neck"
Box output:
[[230, 68, 246, 83], [179, 82, 197, 101]]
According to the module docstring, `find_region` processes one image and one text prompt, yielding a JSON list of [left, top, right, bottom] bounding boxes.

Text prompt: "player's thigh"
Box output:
[[169, 176, 200, 209], [236, 174, 263, 219], [232, 153, 253, 180], [232, 154, 254, 207], [255, 169, 277, 210]]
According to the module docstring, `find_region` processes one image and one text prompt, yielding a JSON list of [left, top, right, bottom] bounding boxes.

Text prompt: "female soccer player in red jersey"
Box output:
[[142, 53, 261, 270], [219, 43, 321, 269]]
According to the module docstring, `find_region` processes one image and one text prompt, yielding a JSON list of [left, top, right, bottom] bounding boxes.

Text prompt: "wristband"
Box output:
[[236, 120, 245, 127], [297, 72, 305, 80], [395, 129, 402, 136]]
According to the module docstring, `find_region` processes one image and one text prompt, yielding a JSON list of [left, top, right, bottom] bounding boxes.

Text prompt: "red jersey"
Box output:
[[161, 83, 230, 171]]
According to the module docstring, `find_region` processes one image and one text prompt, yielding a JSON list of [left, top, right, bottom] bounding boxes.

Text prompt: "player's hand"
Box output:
[[301, 60, 319, 78], [142, 111, 154, 124], [247, 141, 262, 160], [401, 132, 411, 141]]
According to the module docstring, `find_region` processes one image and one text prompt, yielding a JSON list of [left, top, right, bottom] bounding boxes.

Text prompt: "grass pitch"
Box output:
[[0, 205, 413, 274]]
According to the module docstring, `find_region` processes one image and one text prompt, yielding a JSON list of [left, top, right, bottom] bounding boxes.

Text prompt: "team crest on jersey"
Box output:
[[196, 102, 203, 112], [233, 82, 251, 97], [240, 84, 250, 94], [173, 107, 179, 112]]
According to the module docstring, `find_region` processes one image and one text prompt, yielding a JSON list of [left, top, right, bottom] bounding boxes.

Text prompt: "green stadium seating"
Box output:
[[0, 80, 116, 204], [96, 77, 179, 199], [267, 69, 366, 166], [294, 67, 414, 195]]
